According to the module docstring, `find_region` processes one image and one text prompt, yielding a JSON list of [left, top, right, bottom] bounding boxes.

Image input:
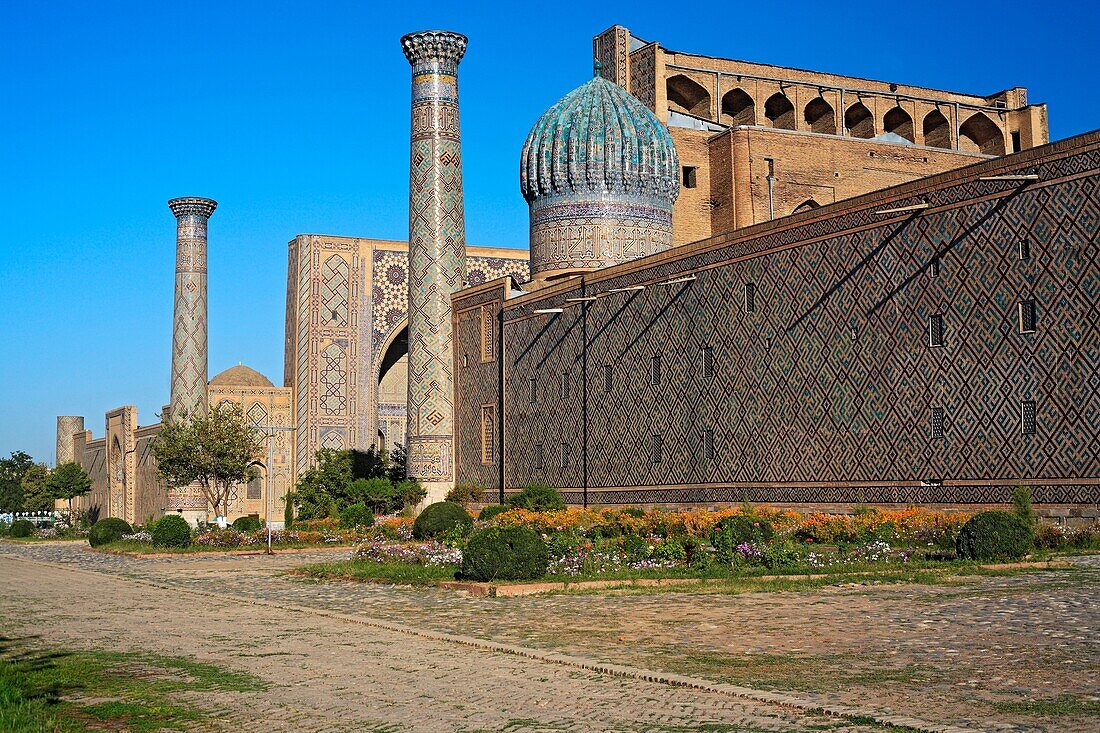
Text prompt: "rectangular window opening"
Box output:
[[931, 406, 945, 439], [603, 364, 613, 393], [533, 442, 544, 470], [1018, 240, 1031, 261], [560, 442, 570, 469], [744, 282, 757, 314], [479, 305, 494, 361], [928, 314, 945, 348], [650, 433, 663, 464], [479, 405, 495, 465], [929, 258, 940, 278], [702, 429, 715, 462], [1018, 299, 1037, 334], [561, 372, 571, 399], [529, 376, 537, 404], [462, 353, 469, 368], [1011, 131, 1022, 153], [650, 354, 662, 386], [682, 166, 697, 189], [1021, 400, 1037, 435], [701, 346, 714, 380]]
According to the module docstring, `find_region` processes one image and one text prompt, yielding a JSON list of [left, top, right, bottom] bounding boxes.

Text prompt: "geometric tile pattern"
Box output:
[[401, 30, 469, 484], [320, 255, 350, 327], [593, 25, 629, 88], [319, 342, 348, 415], [55, 415, 84, 465], [629, 42, 657, 111], [167, 197, 216, 424], [458, 133, 1100, 506]]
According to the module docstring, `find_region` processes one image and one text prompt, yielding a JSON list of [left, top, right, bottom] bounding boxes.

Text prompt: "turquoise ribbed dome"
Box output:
[[520, 75, 679, 207]]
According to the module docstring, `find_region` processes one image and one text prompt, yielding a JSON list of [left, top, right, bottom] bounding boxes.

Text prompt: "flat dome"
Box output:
[[520, 75, 679, 207], [209, 364, 274, 388]]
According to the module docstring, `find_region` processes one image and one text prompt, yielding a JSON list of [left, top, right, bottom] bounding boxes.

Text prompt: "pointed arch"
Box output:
[[959, 112, 1005, 155], [845, 102, 874, 138], [721, 88, 755, 126], [923, 110, 951, 149], [883, 106, 914, 142], [804, 97, 835, 134], [764, 93, 795, 130], [666, 74, 711, 118], [793, 199, 821, 214]]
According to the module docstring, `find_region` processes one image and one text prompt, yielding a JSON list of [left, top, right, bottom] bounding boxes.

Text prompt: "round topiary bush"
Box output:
[[956, 510, 1033, 561], [9, 519, 34, 538], [461, 526, 548, 581], [231, 515, 262, 533], [88, 517, 132, 547], [412, 501, 473, 540], [339, 502, 375, 529], [478, 504, 510, 521], [151, 515, 192, 548], [507, 483, 566, 512]]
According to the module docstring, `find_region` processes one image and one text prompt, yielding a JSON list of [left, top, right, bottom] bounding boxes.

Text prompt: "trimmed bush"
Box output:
[[88, 518, 132, 547], [412, 501, 473, 540], [956, 510, 1033, 561], [461, 526, 548, 581], [9, 519, 34, 538], [445, 482, 485, 506], [339, 502, 375, 529], [507, 483, 566, 512], [479, 504, 510, 521], [152, 515, 192, 548], [231, 516, 262, 533]]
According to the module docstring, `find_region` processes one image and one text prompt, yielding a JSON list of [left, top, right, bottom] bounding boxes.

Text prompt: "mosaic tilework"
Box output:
[[521, 75, 679, 278], [55, 416, 83, 465], [629, 43, 658, 112], [593, 26, 629, 88], [167, 197, 216, 423], [402, 30, 469, 484], [472, 135, 1100, 505]]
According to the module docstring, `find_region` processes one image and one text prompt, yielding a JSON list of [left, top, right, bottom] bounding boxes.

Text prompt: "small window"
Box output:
[[1018, 240, 1030, 261], [683, 166, 697, 189], [529, 376, 538, 404], [603, 364, 613, 393], [560, 442, 570, 469], [462, 354, 469, 368], [480, 405, 494, 464], [650, 433, 664, 464], [928, 314, 945, 348], [479, 305, 494, 361], [929, 258, 940, 278], [744, 282, 756, 313], [701, 346, 714, 380], [702, 428, 715, 462], [561, 372, 571, 399], [533, 442, 544, 469], [650, 354, 662, 386], [931, 407, 945, 439], [1019, 300, 1036, 334], [1011, 131, 1022, 153], [1021, 400, 1037, 435], [246, 469, 263, 500]]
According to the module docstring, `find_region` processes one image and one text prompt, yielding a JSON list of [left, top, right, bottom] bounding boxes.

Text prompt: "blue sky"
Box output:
[[1, 0, 1097, 463]]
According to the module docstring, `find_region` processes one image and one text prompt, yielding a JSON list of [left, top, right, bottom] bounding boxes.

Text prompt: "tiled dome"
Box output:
[[519, 73, 680, 280]]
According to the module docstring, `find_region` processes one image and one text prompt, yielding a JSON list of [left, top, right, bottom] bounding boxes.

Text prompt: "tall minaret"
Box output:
[[55, 416, 84, 465], [167, 197, 217, 423], [400, 30, 468, 503]]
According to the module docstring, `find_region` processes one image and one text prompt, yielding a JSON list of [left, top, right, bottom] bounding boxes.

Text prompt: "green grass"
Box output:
[[990, 696, 1100, 716], [292, 560, 458, 585], [95, 538, 354, 554], [0, 635, 266, 732]]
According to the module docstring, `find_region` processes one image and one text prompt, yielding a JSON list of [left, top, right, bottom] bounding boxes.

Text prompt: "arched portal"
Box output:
[[959, 112, 1005, 155], [666, 74, 711, 118], [883, 106, 914, 142], [923, 110, 951, 149], [845, 102, 875, 138], [377, 324, 409, 450], [804, 98, 835, 134], [764, 93, 795, 130], [721, 88, 755, 126]]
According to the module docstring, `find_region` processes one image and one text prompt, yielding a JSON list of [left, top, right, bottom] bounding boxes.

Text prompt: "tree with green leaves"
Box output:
[[20, 463, 53, 512], [47, 462, 94, 517], [0, 451, 35, 512], [290, 449, 352, 520], [152, 402, 263, 520]]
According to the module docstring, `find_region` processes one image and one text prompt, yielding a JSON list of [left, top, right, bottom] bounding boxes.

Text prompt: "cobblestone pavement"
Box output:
[[3, 541, 1098, 731]]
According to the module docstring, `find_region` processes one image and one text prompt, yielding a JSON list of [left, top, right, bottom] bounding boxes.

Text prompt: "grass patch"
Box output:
[[0, 635, 266, 732], [991, 695, 1100, 716], [292, 560, 458, 585], [95, 539, 354, 554]]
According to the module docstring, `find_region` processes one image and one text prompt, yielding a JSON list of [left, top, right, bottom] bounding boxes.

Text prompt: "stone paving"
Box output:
[[2, 541, 1098, 732]]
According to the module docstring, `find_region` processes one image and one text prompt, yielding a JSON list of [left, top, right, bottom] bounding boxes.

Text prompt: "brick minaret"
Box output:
[[400, 31, 468, 503], [167, 197, 217, 423], [55, 416, 84, 465]]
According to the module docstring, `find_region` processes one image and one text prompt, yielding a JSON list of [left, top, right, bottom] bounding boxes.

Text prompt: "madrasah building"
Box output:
[[56, 25, 1098, 525]]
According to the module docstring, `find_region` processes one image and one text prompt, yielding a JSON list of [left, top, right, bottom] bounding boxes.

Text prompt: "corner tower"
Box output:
[[520, 66, 680, 282], [400, 30, 468, 502], [167, 197, 217, 423]]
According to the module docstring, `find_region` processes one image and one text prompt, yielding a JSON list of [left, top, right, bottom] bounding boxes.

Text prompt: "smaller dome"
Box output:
[[209, 365, 274, 388]]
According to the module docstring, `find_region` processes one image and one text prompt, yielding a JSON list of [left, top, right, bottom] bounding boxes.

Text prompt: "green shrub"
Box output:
[[88, 518, 132, 547], [711, 516, 774, 565], [339, 502, 375, 529], [351, 478, 396, 514], [9, 519, 34, 538], [620, 534, 650, 563], [461, 526, 548, 581], [231, 516, 262, 533], [151, 515, 192, 548], [1011, 485, 1037, 528], [445, 482, 485, 506], [619, 506, 645, 518], [412, 501, 473, 540], [956, 510, 1033, 561], [760, 541, 802, 568], [394, 479, 427, 512], [508, 483, 566, 512], [478, 504, 509, 521], [651, 537, 687, 564], [283, 494, 294, 529]]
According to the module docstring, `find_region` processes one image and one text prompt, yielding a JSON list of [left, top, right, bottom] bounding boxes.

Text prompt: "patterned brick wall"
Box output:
[[474, 133, 1100, 506]]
